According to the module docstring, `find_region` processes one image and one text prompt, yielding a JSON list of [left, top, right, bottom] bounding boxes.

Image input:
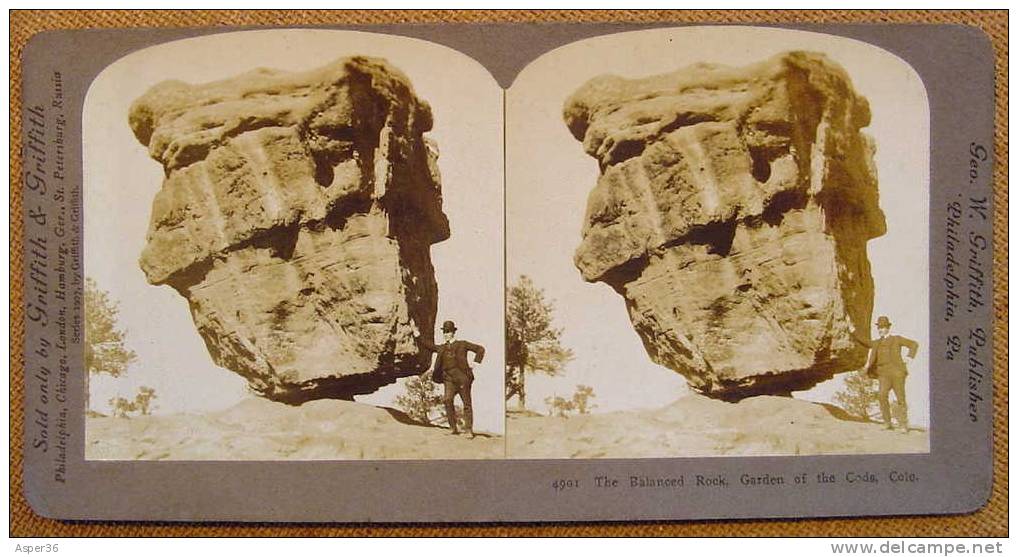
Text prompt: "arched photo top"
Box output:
[[505, 25, 932, 447], [510, 25, 930, 112], [83, 27, 499, 111], [81, 28, 506, 445]]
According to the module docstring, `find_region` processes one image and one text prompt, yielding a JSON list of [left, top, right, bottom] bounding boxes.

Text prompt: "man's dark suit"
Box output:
[[863, 335, 919, 429], [422, 339, 485, 433]]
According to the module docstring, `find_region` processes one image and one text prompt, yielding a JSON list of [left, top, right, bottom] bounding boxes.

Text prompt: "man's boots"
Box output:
[[893, 402, 909, 433]]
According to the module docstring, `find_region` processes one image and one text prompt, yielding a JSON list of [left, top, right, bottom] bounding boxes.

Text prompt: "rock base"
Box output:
[[86, 398, 501, 460], [508, 395, 928, 458]]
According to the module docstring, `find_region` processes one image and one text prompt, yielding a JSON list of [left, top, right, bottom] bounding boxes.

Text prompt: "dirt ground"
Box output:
[[87, 393, 927, 461], [507, 394, 929, 458], [86, 397, 502, 460]]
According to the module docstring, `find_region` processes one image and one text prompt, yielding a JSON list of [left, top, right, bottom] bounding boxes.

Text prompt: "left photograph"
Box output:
[[83, 30, 505, 460]]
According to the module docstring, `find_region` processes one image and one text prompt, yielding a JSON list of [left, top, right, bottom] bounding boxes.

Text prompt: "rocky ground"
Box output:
[[88, 394, 927, 461], [86, 398, 501, 460], [508, 394, 928, 458]]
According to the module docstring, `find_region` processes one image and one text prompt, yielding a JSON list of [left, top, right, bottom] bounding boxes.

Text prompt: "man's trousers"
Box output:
[[442, 370, 473, 433], [877, 372, 908, 429]]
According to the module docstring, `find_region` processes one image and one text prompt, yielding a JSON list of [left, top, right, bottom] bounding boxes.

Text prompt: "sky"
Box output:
[[83, 30, 505, 434], [506, 26, 931, 427]]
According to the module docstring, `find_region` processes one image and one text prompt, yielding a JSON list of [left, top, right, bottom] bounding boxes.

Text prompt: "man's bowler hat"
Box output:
[[875, 316, 892, 328], [441, 320, 457, 333]]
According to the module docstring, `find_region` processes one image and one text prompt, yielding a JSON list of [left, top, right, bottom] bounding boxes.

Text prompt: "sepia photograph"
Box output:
[[82, 30, 505, 460], [506, 26, 931, 458], [15, 15, 998, 528]]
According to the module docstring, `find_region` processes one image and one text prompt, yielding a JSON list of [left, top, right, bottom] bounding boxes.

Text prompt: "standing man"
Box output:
[[418, 321, 485, 438], [862, 316, 919, 432]]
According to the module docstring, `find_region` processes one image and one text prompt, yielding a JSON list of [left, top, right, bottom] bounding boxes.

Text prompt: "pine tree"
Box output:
[[833, 371, 880, 421], [394, 374, 469, 430], [394, 374, 443, 425], [505, 275, 573, 409], [135, 386, 157, 415], [544, 395, 574, 417], [571, 384, 597, 414], [544, 384, 597, 418], [85, 277, 137, 410]]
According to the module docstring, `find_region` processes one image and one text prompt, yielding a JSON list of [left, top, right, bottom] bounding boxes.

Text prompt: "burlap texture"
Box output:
[[9, 9, 1007, 537]]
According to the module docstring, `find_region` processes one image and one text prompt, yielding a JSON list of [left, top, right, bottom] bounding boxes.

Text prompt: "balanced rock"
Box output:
[[564, 52, 886, 400], [130, 57, 449, 403]]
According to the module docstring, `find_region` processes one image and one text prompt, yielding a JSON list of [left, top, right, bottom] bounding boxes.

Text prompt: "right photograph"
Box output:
[[505, 27, 930, 458]]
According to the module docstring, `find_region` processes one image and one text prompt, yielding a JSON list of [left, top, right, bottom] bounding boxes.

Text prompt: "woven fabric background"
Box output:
[[9, 9, 1007, 537]]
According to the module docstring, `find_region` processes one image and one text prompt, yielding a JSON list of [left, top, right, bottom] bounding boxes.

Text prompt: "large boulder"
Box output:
[[130, 57, 449, 403], [564, 52, 886, 400]]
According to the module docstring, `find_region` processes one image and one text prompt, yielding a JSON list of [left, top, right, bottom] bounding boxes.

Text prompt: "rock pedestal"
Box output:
[[564, 52, 886, 399], [130, 57, 449, 403]]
